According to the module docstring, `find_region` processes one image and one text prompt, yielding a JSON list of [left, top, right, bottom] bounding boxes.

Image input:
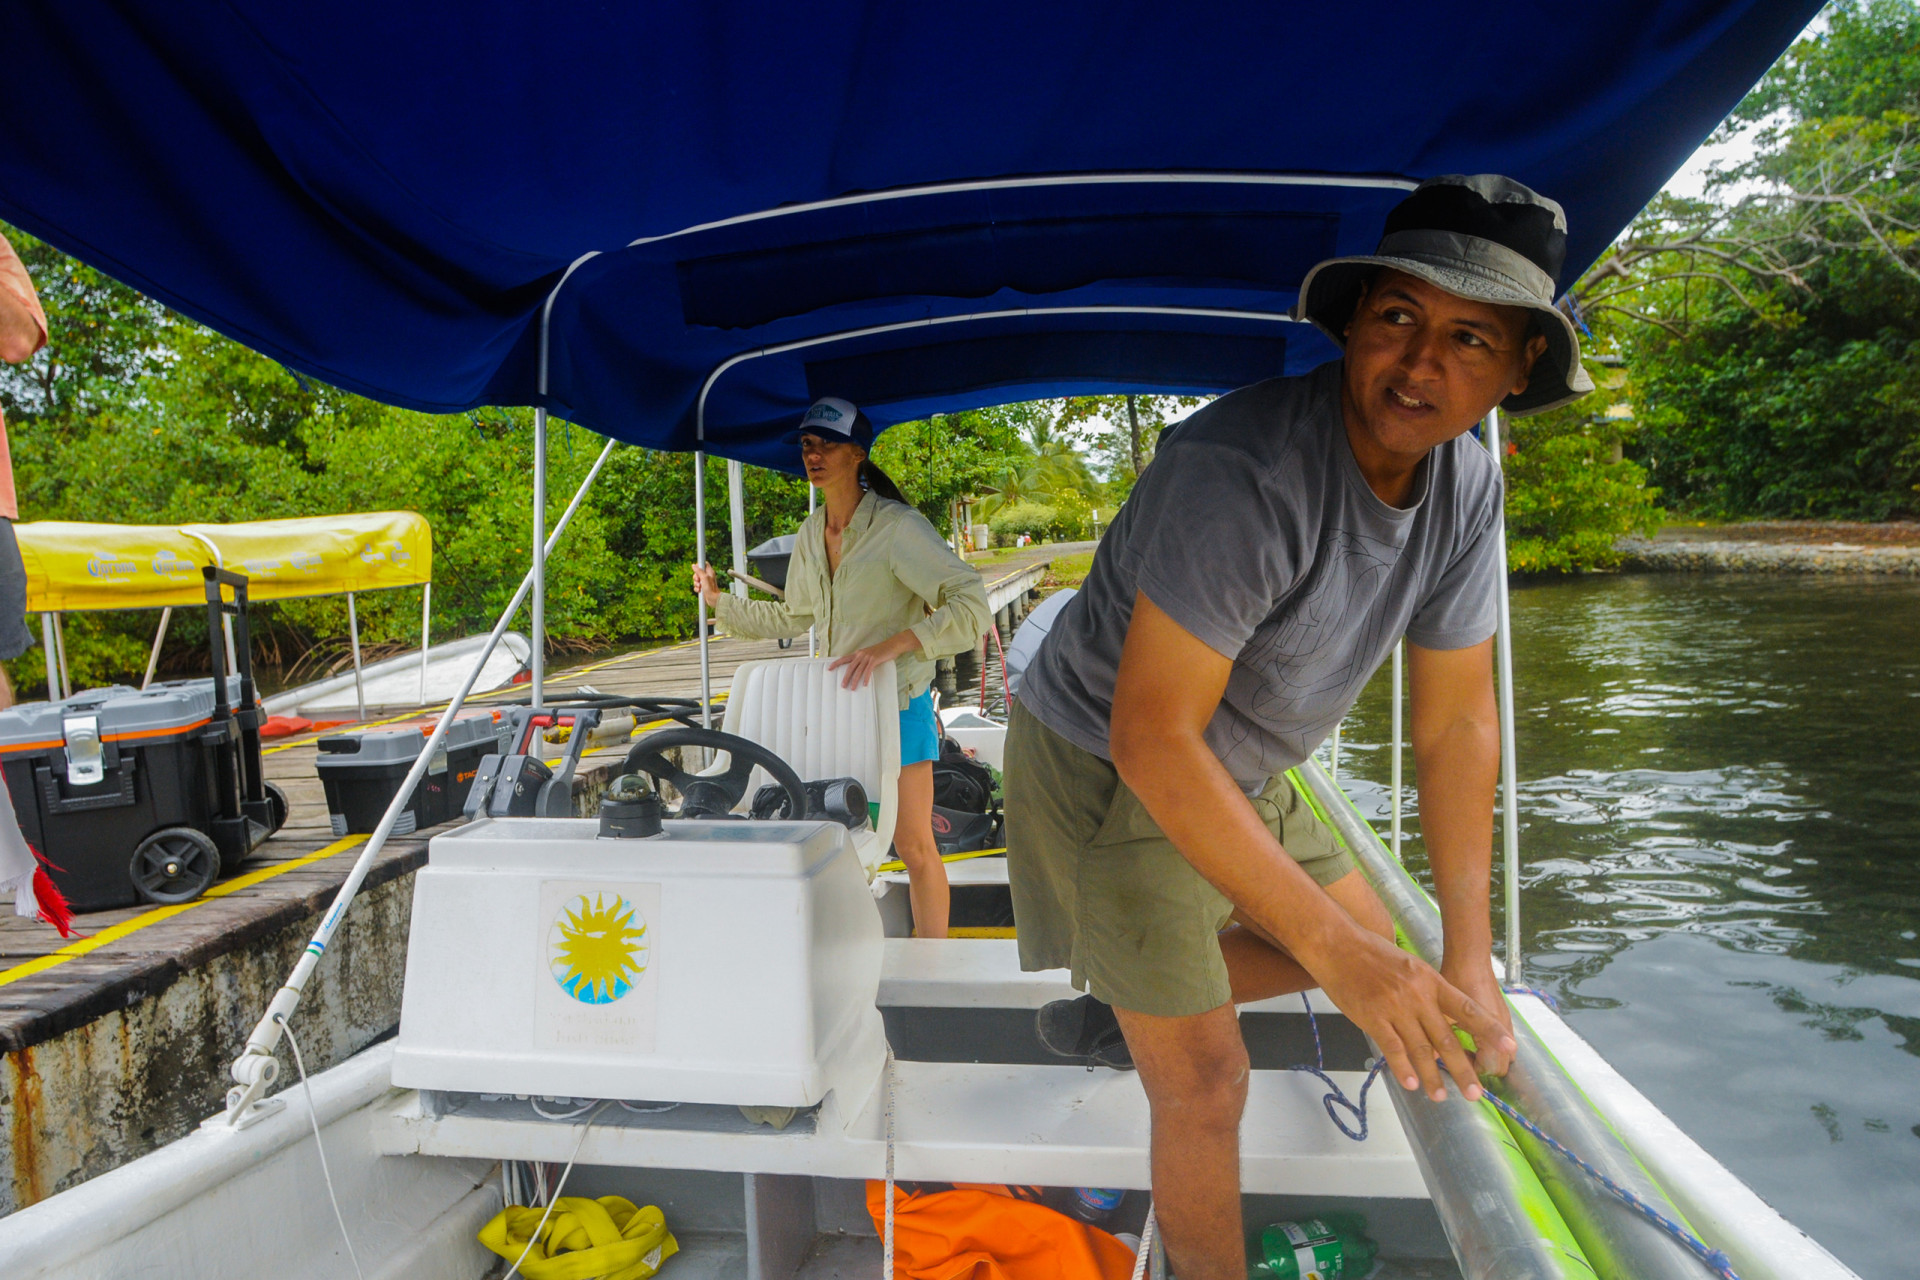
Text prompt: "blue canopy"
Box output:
[[0, 1, 1818, 469]]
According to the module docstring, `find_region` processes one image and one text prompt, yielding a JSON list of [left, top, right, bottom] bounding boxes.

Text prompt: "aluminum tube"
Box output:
[[695, 450, 712, 728], [1298, 757, 1712, 1280], [1384, 1082, 1587, 1280], [346, 592, 367, 721], [1483, 408, 1524, 985], [727, 458, 748, 600], [1390, 640, 1403, 861], [532, 408, 548, 708], [141, 607, 172, 691]]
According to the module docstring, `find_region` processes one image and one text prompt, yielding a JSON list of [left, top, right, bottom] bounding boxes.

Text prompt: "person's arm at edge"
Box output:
[[1406, 637, 1515, 1073], [0, 235, 47, 364], [1110, 591, 1513, 1099]]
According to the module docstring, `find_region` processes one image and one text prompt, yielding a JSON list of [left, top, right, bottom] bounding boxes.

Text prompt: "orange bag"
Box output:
[[866, 1182, 1139, 1280]]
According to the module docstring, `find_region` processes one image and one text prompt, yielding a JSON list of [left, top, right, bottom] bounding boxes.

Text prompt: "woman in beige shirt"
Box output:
[[694, 397, 990, 937]]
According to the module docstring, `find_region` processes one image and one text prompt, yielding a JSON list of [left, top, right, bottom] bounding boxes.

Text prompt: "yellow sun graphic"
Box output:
[[548, 892, 649, 1005]]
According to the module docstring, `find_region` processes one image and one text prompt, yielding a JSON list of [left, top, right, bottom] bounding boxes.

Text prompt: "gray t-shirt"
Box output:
[[1019, 362, 1504, 791]]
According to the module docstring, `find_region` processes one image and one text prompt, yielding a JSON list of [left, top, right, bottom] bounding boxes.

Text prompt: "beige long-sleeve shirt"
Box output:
[[713, 491, 991, 710]]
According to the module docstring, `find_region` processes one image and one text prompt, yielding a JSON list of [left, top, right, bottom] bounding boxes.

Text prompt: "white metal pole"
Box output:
[[695, 451, 712, 727], [53, 612, 71, 699], [224, 436, 620, 1129], [807, 482, 817, 658], [419, 582, 431, 704], [221, 614, 238, 680], [40, 613, 58, 700], [1390, 639, 1404, 861], [727, 458, 748, 600], [142, 607, 172, 691], [1484, 408, 1523, 984], [346, 592, 367, 722], [531, 408, 548, 708], [1329, 721, 1342, 777]]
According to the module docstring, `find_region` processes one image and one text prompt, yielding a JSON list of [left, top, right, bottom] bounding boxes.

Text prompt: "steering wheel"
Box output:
[[621, 727, 808, 821]]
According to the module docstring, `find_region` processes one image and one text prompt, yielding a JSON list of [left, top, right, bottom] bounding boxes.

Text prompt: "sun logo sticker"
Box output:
[[548, 892, 649, 1005]]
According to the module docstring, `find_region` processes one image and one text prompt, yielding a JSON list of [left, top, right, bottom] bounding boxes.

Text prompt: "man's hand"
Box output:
[[690, 562, 723, 607], [1316, 929, 1512, 1101], [1111, 594, 1512, 1100], [1410, 637, 1515, 1078], [826, 629, 919, 690]]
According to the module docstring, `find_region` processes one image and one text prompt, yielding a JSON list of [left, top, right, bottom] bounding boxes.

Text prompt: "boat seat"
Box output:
[[720, 657, 900, 873]]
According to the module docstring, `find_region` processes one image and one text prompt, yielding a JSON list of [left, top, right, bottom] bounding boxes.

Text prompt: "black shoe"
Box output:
[[1036, 994, 1134, 1070]]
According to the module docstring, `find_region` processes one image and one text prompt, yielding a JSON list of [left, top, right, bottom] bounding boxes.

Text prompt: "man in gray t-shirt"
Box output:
[[1005, 174, 1594, 1280]]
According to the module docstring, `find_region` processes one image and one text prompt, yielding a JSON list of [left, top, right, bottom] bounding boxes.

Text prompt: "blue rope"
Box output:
[[1477, 1086, 1739, 1280], [1291, 993, 1739, 1280], [1289, 993, 1386, 1141]]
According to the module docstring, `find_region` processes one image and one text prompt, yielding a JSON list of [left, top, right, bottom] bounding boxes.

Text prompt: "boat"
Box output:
[[0, 2, 1856, 1277], [262, 631, 533, 719]]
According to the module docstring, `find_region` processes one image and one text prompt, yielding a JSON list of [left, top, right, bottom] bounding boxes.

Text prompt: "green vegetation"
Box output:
[[1575, 0, 1920, 521]]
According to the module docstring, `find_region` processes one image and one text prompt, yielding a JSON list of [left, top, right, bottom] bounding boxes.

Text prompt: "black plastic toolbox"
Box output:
[[315, 712, 505, 836], [0, 675, 266, 911]]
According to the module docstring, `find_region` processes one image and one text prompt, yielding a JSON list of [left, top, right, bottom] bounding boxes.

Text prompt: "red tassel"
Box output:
[[30, 846, 76, 938]]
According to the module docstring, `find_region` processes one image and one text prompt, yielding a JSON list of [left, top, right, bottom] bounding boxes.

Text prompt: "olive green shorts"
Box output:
[[1004, 700, 1355, 1018]]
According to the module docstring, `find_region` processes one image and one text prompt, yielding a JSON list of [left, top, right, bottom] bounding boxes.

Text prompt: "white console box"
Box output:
[[392, 817, 886, 1110]]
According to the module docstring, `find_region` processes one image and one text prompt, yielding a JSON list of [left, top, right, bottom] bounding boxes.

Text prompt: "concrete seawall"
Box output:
[[1618, 537, 1920, 575]]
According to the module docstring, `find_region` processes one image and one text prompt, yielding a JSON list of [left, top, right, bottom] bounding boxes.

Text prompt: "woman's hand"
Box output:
[[690, 562, 723, 608], [828, 630, 920, 690]]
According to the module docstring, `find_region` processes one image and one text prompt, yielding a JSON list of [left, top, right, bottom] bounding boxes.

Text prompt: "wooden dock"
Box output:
[[0, 546, 1063, 1212]]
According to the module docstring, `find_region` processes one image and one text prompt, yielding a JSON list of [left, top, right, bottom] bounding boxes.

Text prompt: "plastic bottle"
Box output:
[[1246, 1215, 1378, 1280], [1069, 1187, 1126, 1225]]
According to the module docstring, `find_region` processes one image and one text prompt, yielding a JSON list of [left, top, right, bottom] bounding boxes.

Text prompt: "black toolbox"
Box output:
[[316, 712, 506, 836], [0, 568, 286, 910]]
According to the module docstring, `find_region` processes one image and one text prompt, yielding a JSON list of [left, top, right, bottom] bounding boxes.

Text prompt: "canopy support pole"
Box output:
[[727, 459, 748, 600], [531, 408, 548, 708], [1483, 408, 1523, 983], [223, 436, 619, 1131], [53, 613, 71, 700], [345, 592, 367, 722], [419, 583, 432, 704], [1390, 639, 1403, 861], [807, 484, 817, 658], [142, 607, 172, 691], [695, 451, 712, 727], [40, 614, 58, 701]]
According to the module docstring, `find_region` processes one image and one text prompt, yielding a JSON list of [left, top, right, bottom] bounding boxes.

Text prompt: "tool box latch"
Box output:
[[63, 715, 105, 786]]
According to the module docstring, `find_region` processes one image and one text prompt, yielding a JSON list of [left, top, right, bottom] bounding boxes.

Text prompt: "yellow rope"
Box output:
[[479, 1197, 677, 1280], [872, 846, 1005, 875]]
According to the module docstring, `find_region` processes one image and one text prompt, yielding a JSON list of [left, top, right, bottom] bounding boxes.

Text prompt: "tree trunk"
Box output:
[[1125, 395, 1143, 476]]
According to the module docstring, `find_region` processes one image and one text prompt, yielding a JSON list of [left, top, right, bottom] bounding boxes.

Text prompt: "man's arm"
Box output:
[[1111, 591, 1513, 1100], [1407, 637, 1515, 1074]]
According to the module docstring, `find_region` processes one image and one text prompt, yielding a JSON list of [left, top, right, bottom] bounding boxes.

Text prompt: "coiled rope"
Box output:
[[1288, 993, 1387, 1141]]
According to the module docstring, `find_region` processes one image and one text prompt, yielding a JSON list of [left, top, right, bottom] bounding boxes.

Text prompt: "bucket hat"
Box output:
[[1294, 174, 1593, 416], [785, 396, 874, 447]]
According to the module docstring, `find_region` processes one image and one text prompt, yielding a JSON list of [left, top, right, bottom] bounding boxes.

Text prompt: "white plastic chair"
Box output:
[[720, 657, 899, 873]]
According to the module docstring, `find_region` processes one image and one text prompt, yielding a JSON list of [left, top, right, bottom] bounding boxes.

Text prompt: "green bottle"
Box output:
[[1246, 1214, 1379, 1280]]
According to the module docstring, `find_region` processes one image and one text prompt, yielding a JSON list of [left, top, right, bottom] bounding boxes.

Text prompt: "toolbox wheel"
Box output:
[[129, 827, 220, 905], [263, 780, 291, 835]]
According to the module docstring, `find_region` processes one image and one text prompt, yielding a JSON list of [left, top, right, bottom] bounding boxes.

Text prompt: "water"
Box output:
[[1333, 574, 1920, 1280]]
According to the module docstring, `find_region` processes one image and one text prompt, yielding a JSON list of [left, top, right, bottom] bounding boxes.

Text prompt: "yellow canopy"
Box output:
[[16, 512, 432, 612]]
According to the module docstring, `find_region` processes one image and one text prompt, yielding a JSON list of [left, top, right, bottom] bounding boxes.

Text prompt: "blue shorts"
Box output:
[[900, 689, 940, 766]]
